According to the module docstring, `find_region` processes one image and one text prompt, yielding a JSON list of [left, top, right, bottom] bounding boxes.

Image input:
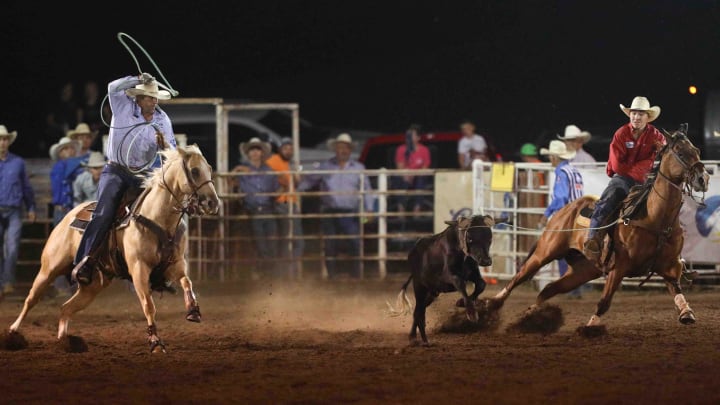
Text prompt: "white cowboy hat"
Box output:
[[82, 151, 106, 168], [67, 122, 93, 139], [557, 124, 592, 143], [620, 96, 661, 122], [0, 125, 17, 144], [240, 137, 271, 158], [125, 81, 172, 100], [49, 136, 81, 160], [540, 140, 576, 160], [326, 133, 356, 151]]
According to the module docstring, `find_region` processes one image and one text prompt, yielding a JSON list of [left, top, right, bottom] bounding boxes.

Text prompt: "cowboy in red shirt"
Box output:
[[583, 96, 666, 259]]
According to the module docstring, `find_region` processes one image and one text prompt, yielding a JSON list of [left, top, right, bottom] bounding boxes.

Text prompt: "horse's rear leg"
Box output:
[[9, 265, 58, 333], [493, 254, 551, 303], [179, 275, 201, 322], [57, 279, 106, 339], [537, 258, 602, 304]]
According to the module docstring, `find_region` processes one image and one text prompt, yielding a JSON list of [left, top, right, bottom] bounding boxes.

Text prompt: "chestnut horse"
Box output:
[[8, 144, 219, 352], [489, 124, 709, 329]]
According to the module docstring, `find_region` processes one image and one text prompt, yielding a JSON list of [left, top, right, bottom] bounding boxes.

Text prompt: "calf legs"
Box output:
[[410, 285, 438, 345]]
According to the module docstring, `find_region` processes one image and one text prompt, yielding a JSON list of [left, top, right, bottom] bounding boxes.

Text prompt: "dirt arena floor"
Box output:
[[1, 276, 720, 404]]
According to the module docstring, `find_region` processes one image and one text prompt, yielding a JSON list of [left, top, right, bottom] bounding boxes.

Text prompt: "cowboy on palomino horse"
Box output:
[[583, 96, 665, 259], [71, 72, 176, 285]]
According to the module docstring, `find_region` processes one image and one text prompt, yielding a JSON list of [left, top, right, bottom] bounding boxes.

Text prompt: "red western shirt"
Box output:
[[607, 123, 665, 183]]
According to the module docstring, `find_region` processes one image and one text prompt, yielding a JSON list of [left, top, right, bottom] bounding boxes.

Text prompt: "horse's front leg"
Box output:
[[664, 258, 695, 325], [179, 275, 201, 323], [131, 267, 164, 353], [587, 266, 623, 326]]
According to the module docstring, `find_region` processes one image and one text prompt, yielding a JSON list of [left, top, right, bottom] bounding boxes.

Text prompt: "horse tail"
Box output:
[[385, 274, 414, 317]]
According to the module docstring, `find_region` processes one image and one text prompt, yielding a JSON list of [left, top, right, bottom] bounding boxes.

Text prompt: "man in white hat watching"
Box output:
[[0, 125, 36, 295], [539, 140, 585, 297], [72, 73, 177, 285], [297, 133, 375, 279], [583, 96, 665, 260], [557, 124, 596, 164], [73, 151, 106, 206]]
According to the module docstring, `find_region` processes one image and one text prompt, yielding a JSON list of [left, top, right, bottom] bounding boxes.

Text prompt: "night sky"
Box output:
[[4, 0, 720, 159]]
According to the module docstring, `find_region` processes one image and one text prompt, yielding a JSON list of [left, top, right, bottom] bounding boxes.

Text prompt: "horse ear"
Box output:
[[679, 123, 688, 135]]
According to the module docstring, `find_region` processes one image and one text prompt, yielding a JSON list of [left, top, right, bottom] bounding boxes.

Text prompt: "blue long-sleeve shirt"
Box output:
[[106, 75, 176, 170], [237, 163, 279, 210], [545, 160, 584, 218], [0, 153, 36, 211], [297, 158, 375, 212], [50, 157, 85, 208]]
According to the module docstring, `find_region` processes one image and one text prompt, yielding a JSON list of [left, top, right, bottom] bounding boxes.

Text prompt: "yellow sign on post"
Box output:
[[490, 162, 515, 192]]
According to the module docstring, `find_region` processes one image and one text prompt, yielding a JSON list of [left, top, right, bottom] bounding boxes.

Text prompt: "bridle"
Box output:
[[654, 132, 706, 206], [160, 153, 216, 217]]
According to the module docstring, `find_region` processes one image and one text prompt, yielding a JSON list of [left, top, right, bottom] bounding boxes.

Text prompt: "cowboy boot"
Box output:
[[583, 233, 603, 260], [71, 256, 96, 286]]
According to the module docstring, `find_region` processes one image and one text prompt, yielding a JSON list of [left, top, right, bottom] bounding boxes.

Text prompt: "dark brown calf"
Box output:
[[387, 215, 497, 345]]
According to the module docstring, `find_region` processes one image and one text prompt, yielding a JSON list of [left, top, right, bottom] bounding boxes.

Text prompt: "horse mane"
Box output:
[[143, 144, 204, 188]]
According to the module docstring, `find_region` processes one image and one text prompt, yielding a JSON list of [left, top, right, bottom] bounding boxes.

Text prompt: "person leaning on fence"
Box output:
[[0, 125, 36, 296], [393, 123, 431, 215], [539, 140, 586, 297], [71, 73, 177, 286], [583, 96, 665, 260], [265, 137, 304, 279], [234, 137, 280, 279], [297, 133, 375, 280], [73, 151, 106, 205]]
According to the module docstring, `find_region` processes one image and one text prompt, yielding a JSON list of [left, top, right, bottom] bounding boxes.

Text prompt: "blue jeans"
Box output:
[[0, 207, 23, 288], [322, 208, 361, 278], [247, 205, 278, 276], [588, 175, 637, 238], [275, 202, 304, 277], [75, 163, 143, 264]]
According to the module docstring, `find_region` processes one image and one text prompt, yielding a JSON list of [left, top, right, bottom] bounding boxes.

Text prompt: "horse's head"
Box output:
[[659, 123, 709, 193], [157, 145, 220, 216]]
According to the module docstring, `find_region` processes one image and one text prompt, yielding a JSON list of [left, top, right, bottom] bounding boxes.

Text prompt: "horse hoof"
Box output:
[[679, 311, 696, 325], [149, 339, 167, 354], [186, 307, 202, 323]]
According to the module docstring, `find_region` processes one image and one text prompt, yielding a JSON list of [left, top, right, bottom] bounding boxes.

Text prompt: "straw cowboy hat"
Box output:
[[326, 133, 356, 150], [67, 123, 93, 139], [125, 81, 172, 100], [240, 137, 271, 158], [620, 96, 661, 122], [0, 125, 17, 144], [49, 136, 81, 160], [540, 140, 576, 160], [82, 151, 106, 168], [557, 124, 592, 143]]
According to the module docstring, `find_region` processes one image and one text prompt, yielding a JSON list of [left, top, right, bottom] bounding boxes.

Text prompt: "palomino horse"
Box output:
[[489, 123, 709, 329], [8, 144, 219, 352]]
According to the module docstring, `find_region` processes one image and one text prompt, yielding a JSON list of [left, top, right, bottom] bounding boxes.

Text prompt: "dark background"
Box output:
[[3, 0, 719, 159]]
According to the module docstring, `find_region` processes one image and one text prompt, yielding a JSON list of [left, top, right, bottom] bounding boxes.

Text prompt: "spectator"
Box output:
[[519, 143, 541, 163], [49, 136, 83, 226], [393, 123, 431, 215], [539, 140, 586, 298], [265, 137, 304, 280], [297, 133, 375, 279], [73, 151, 106, 205], [583, 96, 664, 259], [67, 122, 97, 159], [234, 137, 280, 279], [0, 125, 36, 296], [557, 124, 596, 164], [71, 72, 177, 286], [457, 119, 490, 168], [45, 82, 79, 145]]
